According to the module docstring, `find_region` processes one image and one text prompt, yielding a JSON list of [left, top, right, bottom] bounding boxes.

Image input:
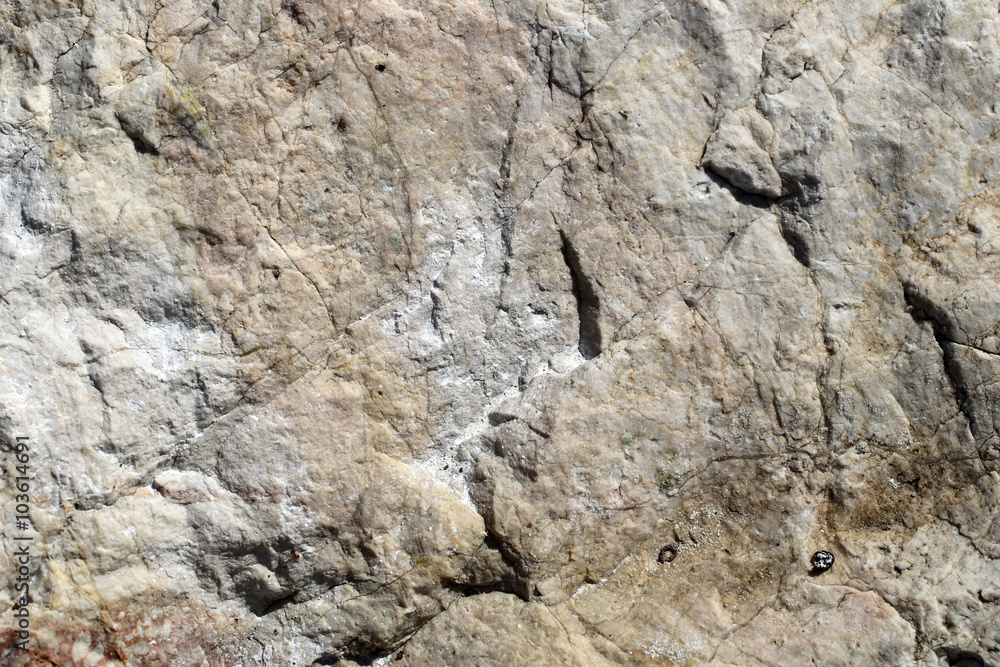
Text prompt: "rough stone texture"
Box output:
[[0, 0, 1000, 665]]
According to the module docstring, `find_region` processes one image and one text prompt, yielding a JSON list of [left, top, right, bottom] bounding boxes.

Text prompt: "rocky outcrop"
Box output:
[[1, 0, 1000, 665]]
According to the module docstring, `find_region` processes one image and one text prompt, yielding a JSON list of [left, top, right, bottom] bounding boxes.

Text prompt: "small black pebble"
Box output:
[[375, 63, 386, 71], [811, 550, 835, 573], [272, 268, 281, 278]]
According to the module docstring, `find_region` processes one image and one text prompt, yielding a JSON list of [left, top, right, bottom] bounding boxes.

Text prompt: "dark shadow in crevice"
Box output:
[[774, 174, 822, 269], [318, 643, 396, 665], [487, 411, 515, 427], [474, 528, 535, 601], [116, 112, 160, 156], [778, 173, 822, 217], [702, 166, 773, 210], [20, 206, 49, 235], [313, 652, 392, 666], [902, 282, 978, 436], [779, 217, 812, 268], [559, 229, 601, 359], [130, 135, 158, 155], [255, 590, 298, 617], [937, 646, 989, 667]]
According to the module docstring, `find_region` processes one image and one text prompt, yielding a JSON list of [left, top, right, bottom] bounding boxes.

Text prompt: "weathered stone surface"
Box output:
[[1, 0, 1000, 665]]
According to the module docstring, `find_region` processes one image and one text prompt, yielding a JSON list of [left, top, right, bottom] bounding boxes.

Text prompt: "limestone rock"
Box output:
[[702, 107, 783, 198], [0, 0, 999, 665]]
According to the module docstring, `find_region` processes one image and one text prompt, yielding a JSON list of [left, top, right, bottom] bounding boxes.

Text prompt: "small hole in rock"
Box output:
[[658, 545, 677, 564], [131, 136, 158, 155]]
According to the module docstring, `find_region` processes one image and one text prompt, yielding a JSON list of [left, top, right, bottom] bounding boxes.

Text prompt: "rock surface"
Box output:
[[0, 0, 999, 665]]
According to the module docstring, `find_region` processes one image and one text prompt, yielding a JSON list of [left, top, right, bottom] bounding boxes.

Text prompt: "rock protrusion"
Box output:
[[702, 107, 782, 199]]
